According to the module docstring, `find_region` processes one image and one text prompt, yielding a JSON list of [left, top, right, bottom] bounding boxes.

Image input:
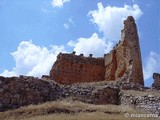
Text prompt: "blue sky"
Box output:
[[0, 0, 159, 86]]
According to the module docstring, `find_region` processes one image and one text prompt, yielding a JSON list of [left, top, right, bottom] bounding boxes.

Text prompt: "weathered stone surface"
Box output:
[[152, 73, 160, 89], [106, 80, 145, 91], [0, 75, 124, 112], [92, 87, 120, 105], [0, 76, 62, 112], [50, 16, 144, 85], [50, 53, 105, 84], [65, 84, 120, 105], [1, 75, 160, 115], [120, 92, 160, 115], [105, 16, 144, 85]]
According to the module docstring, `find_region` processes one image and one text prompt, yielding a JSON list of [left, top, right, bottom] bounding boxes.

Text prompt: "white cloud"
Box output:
[[0, 40, 66, 77], [88, 3, 143, 42], [0, 70, 17, 77], [67, 3, 143, 57], [143, 52, 160, 80], [63, 18, 75, 29], [68, 33, 113, 57], [64, 23, 69, 29], [68, 18, 74, 25], [52, 0, 70, 8]]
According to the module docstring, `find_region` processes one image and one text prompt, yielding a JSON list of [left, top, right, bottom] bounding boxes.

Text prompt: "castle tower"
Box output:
[[104, 16, 144, 85], [122, 16, 144, 85]]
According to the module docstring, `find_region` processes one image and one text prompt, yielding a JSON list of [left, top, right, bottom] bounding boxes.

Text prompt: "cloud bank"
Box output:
[[68, 33, 113, 57], [0, 40, 65, 77]]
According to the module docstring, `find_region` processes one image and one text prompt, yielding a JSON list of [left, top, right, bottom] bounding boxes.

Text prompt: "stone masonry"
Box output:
[[50, 16, 144, 85], [152, 73, 160, 89], [0, 76, 121, 111], [120, 91, 160, 115], [1, 75, 159, 115], [50, 52, 105, 84], [0, 76, 62, 112], [105, 16, 144, 85]]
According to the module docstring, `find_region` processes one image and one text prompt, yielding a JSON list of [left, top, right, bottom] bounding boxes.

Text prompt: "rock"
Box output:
[[0, 88, 4, 93], [120, 90, 160, 114], [2, 84, 8, 89], [148, 94, 154, 97], [92, 87, 120, 105], [0, 76, 62, 111], [0, 103, 4, 112], [41, 75, 50, 80], [152, 73, 160, 89]]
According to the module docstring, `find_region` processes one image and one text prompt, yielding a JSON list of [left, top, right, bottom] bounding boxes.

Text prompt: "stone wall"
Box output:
[[50, 53, 105, 84], [120, 92, 160, 115], [92, 87, 120, 105], [0, 75, 160, 115], [68, 85, 120, 105], [104, 16, 144, 85], [0, 76, 61, 112], [0, 76, 120, 112]]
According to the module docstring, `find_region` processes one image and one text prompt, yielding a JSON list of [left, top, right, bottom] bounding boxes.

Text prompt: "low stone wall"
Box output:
[[0, 76, 61, 112], [0, 76, 121, 112], [120, 92, 160, 115], [1, 75, 160, 115], [68, 85, 120, 105], [92, 87, 120, 105]]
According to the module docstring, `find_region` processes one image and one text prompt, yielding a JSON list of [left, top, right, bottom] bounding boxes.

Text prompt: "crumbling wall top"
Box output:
[[56, 52, 104, 65]]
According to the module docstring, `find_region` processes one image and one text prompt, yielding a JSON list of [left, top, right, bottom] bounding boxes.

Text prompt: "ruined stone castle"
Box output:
[[1, 16, 160, 115], [50, 16, 144, 85]]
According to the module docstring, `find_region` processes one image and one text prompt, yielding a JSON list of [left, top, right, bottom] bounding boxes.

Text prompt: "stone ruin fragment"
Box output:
[[152, 73, 160, 89]]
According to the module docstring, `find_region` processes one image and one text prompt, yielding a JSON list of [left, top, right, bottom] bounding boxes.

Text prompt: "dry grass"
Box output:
[[0, 98, 158, 120], [14, 112, 156, 120], [72, 80, 115, 87], [122, 90, 160, 96]]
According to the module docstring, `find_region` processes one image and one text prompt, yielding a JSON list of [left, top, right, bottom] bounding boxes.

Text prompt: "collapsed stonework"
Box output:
[[120, 91, 160, 115], [50, 16, 144, 85], [152, 73, 160, 89], [0, 76, 127, 111], [0, 76, 62, 112]]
